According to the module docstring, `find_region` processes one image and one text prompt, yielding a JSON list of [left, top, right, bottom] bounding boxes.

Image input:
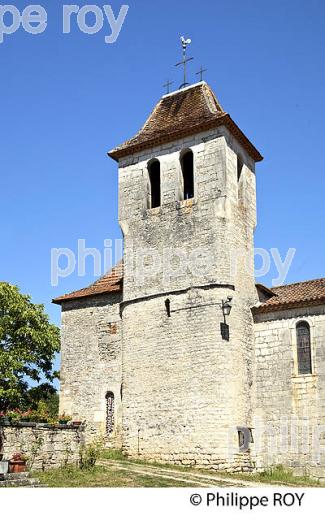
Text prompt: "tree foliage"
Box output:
[[26, 383, 59, 416], [0, 283, 60, 410]]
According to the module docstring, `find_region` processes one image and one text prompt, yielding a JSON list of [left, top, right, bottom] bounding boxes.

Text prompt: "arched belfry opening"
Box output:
[[181, 149, 194, 200], [148, 159, 161, 209]]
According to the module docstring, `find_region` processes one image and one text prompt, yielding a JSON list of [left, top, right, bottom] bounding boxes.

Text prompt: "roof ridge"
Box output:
[[161, 81, 206, 99], [202, 82, 224, 114]]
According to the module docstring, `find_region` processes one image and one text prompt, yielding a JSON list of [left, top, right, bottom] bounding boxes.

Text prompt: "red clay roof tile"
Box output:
[[54, 265, 325, 312], [254, 278, 325, 314], [52, 261, 123, 304]]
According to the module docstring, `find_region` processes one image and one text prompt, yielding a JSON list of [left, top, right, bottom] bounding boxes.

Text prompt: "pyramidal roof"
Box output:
[[108, 82, 263, 162]]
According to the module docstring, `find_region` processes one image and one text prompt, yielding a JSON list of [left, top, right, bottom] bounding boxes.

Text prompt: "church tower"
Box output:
[[109, 82, 262, 469]]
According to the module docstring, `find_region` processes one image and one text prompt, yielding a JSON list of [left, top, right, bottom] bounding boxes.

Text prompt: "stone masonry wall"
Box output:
[[60, 293, 122, 445], [253, 304, 325, 478], [119, 127, 256, 301], [0, 424, 84, 471], [121, 287, 254, 471], [118, 127, 258, 470]]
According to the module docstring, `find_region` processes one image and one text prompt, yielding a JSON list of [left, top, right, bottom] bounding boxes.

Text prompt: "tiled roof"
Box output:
[[52, 262, 123, 304], [254, 278, 325, 314], [53, 269, 325, 310], [108, 82, 263, 162]]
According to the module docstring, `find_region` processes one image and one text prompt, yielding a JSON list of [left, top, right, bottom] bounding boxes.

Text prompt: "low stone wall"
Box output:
[[0, 423, 85, 471]]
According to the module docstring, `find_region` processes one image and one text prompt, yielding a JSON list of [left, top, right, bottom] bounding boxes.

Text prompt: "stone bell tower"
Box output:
[[109, 81, 262, 469]]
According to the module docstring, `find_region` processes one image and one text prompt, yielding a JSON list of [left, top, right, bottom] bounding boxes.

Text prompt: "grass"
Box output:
[[32, 464, 190, 488], [32, 449, 324, 488], [223, 465, 323, 487], [101, 449, 127, 461], [100, 450, 323, 487]]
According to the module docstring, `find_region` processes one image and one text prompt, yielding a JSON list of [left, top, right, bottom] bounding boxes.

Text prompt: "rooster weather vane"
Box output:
[[175, 36, 193, 89]]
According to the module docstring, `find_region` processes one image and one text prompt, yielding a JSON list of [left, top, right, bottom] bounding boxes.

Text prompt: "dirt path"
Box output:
[[98, 459, 269, 487]]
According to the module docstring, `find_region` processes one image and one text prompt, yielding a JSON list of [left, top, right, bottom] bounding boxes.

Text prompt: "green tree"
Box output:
[[0, 283, 60, 410], [25, 383, 59, 415]]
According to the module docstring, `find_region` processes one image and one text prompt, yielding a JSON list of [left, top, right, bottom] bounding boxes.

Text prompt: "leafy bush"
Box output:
[[0, 402, 76, 425], [79, 438, 104, 470], [6, 410, 21, 421], [58, 412, 72, 422]]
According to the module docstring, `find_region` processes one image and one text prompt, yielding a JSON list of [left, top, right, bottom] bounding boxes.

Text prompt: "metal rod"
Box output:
[[170, 301, 225, 313]]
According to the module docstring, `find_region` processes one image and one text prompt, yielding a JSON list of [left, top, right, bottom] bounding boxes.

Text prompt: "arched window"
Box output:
[[105, 391, 115, 434], [237, 155, 244, 182], [148, 159, 161, 208], [296, 321, 312, 374], [181, 150, 194, 200]]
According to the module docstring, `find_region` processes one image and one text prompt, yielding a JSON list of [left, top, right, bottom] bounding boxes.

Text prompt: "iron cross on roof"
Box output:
[[163, 79, 174, 94], [196, 65, 207, 82], [175, 36, 193, 89]]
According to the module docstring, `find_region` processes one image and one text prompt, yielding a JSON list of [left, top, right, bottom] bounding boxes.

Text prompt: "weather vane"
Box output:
[[175, 36, 193, 89]]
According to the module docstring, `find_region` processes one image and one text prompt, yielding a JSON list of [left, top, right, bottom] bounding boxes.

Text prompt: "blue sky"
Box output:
[[1, 0, 325, 343]]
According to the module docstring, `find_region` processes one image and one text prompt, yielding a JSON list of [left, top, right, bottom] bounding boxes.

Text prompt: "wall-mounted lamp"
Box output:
[[222, 297, 233, 318], [220, 297, 233, 341], [163, 296, 233, 341]]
